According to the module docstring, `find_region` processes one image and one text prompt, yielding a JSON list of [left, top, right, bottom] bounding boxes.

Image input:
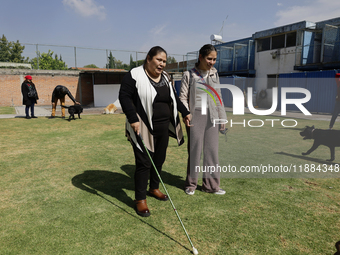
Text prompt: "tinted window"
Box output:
[[272, 34, 285, 49], [286, 32, 297, 47], [257, 37, 270, 52]]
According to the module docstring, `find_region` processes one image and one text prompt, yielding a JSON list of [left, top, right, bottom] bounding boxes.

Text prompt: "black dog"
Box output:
[[61, 104, 83, 121], [300, 125, 340, 161]]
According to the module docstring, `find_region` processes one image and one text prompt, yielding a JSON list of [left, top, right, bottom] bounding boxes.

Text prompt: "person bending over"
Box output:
[[49, 85, 80, 118]]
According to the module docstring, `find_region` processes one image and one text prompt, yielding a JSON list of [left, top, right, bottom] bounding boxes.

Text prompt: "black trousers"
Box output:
[[132, 121, 170, 200]]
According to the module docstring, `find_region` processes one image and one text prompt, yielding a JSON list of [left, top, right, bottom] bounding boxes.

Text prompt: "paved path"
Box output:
[[0, 106, 334, 122], [0, 106, 108, 119]]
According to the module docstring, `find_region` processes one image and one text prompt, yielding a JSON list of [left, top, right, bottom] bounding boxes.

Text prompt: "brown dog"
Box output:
[[103, 103, 117, 114]]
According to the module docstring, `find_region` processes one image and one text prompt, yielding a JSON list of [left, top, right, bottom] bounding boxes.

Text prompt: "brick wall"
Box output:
[[0, 69, 89, 107], [0, 69, 127, 107]]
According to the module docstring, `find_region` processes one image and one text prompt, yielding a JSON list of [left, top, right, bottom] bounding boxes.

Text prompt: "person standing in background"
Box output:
[[21, 75, 39, 119]]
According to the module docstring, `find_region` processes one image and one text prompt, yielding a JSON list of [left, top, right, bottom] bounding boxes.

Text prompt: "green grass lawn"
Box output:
[[0, 113, 339, 254], [0, 106, 16, 114]]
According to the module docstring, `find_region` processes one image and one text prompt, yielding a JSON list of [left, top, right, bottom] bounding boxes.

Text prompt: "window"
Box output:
[[257, 37, 270, 52], [272, 34, 285, 49], [257, 31, 298, 52], [267, 74, 278, 88], [286, 32, 297, 47]]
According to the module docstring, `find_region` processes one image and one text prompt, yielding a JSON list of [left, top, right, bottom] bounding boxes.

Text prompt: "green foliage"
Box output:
[[106, 51, 115, 69], [106, 51, 130, 70], [30, 50, 68, 70], [167, 55, 177, 64], [0, 34, 28, 63], [129, 54, 144, 70], [83, 64, 99, 68]]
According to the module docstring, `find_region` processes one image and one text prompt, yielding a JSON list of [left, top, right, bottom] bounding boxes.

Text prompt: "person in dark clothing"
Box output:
[[21, 75, 39, 119], [329, 73, 340, 129], [119, 46, 191, 217], [49, 85, 80, 118]]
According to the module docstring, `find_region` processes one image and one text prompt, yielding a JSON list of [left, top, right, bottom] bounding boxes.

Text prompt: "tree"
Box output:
[[10, 40, 27, 63], [129, 54, 135, 69], [106, 51, 115, 69], [129, 54, 143, 70], [0, 35, 11, 62], [84, 64, 99, 68], [0, 35, 28, 63], [167, 56, 177, 64], [106, 51, 130, 70], [31, 50, 67, 70]]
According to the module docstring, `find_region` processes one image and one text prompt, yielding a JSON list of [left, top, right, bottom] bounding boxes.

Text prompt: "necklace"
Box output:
[[145, 68, 161, 83]]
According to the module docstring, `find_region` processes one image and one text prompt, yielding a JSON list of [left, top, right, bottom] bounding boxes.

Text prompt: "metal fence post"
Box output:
[[36, 44, 39, 70], [74, 47, 77, 69], [106, 49, 109, 70], [136, 52, 138, 67]]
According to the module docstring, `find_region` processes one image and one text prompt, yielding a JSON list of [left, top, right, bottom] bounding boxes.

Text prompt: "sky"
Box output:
[[1, 0, 340, 68]]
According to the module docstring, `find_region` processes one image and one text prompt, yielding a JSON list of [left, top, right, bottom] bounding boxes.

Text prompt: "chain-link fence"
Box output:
[[21, 43, 186, 70]]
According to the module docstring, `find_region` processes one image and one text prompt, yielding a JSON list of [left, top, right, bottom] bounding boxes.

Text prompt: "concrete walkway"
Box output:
[[0, 106, 51, 119], [0, 105, 334, 122], [0, 106, 108, 119]]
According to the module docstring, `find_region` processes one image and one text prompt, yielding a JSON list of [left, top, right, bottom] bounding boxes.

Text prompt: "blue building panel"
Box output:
[[278, 70, 339, 114]]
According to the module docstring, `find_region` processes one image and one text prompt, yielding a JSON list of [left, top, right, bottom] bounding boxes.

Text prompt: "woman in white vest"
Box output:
[[119, 46, 191, 217]]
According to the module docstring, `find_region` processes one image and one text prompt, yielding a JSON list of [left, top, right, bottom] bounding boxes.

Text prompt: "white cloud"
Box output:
[[62, 0, 106, 20], [277, 3, 283, 7], [149, 24, 167, 36], [275, 0, 340, 26]]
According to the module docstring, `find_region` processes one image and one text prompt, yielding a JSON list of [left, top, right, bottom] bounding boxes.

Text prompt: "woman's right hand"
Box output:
[[183, 114, 193, 127], [130, 122, 140, 135]]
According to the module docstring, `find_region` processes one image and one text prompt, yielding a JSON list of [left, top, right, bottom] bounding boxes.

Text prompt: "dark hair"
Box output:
[[144, 46, 167, 65], [196, 44, 217, 67]]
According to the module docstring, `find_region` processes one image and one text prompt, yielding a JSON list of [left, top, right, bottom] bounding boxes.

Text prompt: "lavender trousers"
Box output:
[[185, 109, 221, 192]]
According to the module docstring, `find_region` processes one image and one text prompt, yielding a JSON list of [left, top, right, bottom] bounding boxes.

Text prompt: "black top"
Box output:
[[119, 71, 190, 125], [149, 75, 172, 124], [51, 85, 76, 103]]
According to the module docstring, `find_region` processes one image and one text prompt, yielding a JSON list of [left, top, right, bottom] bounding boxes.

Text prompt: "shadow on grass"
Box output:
[[334, 240, 340, 255], [71, 166, 190, 252], [275, 151, 340, 165], [72, 167, 135, 206]]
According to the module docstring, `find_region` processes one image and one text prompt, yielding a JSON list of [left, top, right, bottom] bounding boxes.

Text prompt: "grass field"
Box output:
[[0, 112, 339, 254], [0, 106, 16, 114]]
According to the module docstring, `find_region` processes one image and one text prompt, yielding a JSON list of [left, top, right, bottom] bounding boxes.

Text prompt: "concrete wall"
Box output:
[[254, 46, 299, 107], [255, 46, 298, 85], [0, 69, 94, 107], [0, 62, 32, 69], [93, 84, 121, 107]]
